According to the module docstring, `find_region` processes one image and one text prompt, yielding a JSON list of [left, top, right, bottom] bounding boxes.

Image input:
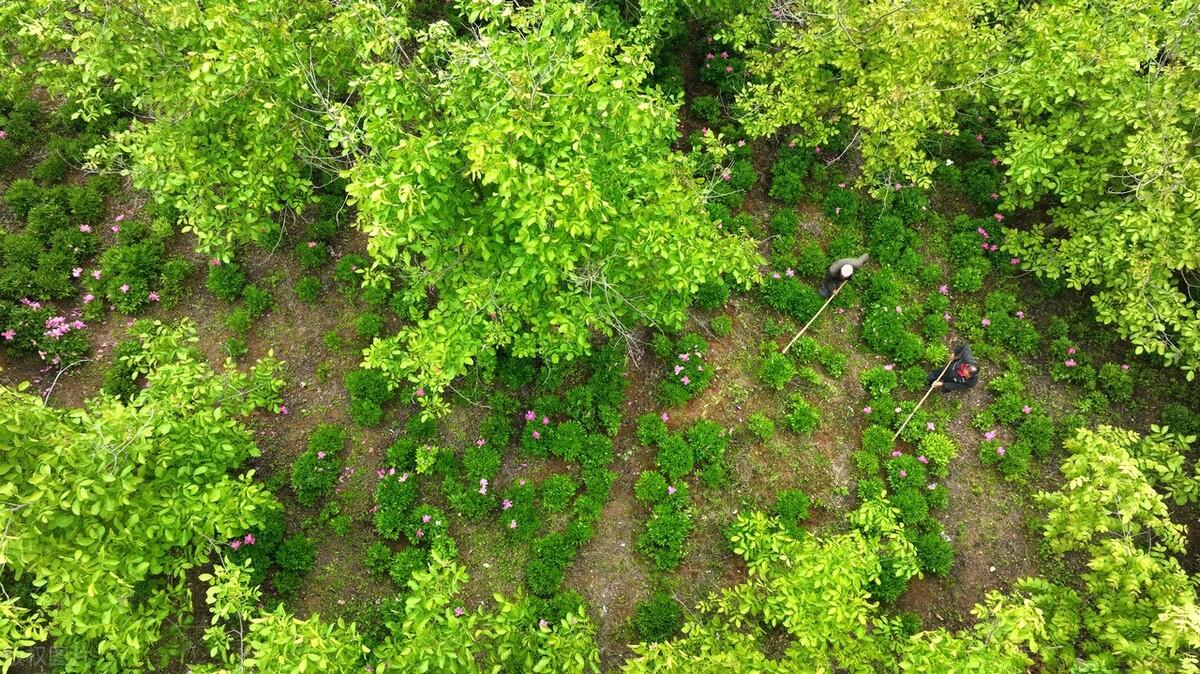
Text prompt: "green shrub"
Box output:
[[760, 277, 823, 324], [66, 186, 105, 224], [295, 276, 322, 302], [783, 394, 819, 434], [541, 474, 577, 514], [225, 308, 253, 335], [858, 477, 887, 500], [5, 179, 43, 217], [773, 489, 810, 535], [291, 424, 346, 506], [637, 502, 693, 571], [404, 505, 449, 546], [861, 425, 894, 457], [275, 534, 317, 572], [746, 413, 775, 442], [854, 450, 880, 475], [374, 473, 418, 539], [710, 315, 733, 337], [296, 240, 329, 269], [635, 471, 669, 505], [914, 531, 954, 576], [157, 259, 191, 308], [869, 558, 910, 604], [758, 351, 796, 390], [815, 346, 847, 378], [206, 263, 246, 301], [0, 139, 17, 169], [729, 159, 757, 191], [768, 209, 797, 236], [333, 253, 368, 288], [633, 592, 683, 643], [1098, 363, 1133, 402], [1162, 403, 1200, 437], [887, 455, 927, 492], [686, 420, 727, 466], [918, 433, 957, 478], [355, 312, 385, 340], [691, 95, 720, 123], [365, 541, 392, 574], [694, 278, 729, 309], [31, 154, 69, 184], [389, 548, 429, 586], [636, 413, 669, 447], [242, 285, 273, 318], [656, 434, 694, 481], [889, 487, 929, 526]]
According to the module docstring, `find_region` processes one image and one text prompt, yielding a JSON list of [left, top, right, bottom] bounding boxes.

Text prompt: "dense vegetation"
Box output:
[[0, 0, 1197, 672]]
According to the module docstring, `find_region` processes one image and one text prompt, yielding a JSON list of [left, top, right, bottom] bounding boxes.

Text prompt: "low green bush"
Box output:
[[773, 489, 810, 536], [783, 394, 819, 434], [633, 592, 683, 643]]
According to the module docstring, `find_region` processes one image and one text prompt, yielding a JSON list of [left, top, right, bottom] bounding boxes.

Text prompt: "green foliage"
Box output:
[[773, 489, 810, 536], [0, 320, 281, 672], [656, 334, 714, 406], [291, 424, 345, 506], [656, 434, 694, 481], [635, 471, 670, 505], [783, 394, 819, 434], [295, 276, 322, 302], [709, 314, 733, 337], [694, 278, 730, 310], [345, 368, 392, 427], [758, 351, 795, 390], [632, 592, 683, 643], [913, 530, 954, 576], [206, 263, 247, 302], [637, 502, 693, 571], [745, 413, 775, 442], [541, 474, 577, 514], [352, 1, 758, 414]]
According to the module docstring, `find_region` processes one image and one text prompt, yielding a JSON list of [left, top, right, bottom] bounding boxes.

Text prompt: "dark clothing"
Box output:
[[818, 254, 870, 298], [926, 343, 979, 392]]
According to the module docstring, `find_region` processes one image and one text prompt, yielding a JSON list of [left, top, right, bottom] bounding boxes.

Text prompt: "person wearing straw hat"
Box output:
[[928, 342, 979, 392], [818, 253, 870, 298]]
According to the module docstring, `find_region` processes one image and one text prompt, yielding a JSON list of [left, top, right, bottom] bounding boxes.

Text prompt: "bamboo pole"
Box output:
[[892, 355, 956, 442], [782, 281, 844, 354]]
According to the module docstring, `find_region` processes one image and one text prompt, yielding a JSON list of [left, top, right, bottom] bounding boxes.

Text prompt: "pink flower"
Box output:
[[532, 430, 541, 440], [119, 284, 130, 294], [0, 130, 5, 139], [720, 51, 729, 58], [883, 364, 894, 371], [788, 139, 796, 148], [1064, 359, 1076, 367], [895, 306, 902, 313], [899, 470, 908, 478], [539, 619, 549, 629], [993, 213, 1004, 222], [814, 146, 822, 154], [1015, 310, 1024, 319], [1121, 364, 1130, 371], [981, 318, 991, 326], [1010, 258, 1020, 265], [725, 66, 733, 73], [243, 534, 255, 545], [737, 139, 745, 147], [680, 375, 691, 385], [541, 416, 549, 426], [508, 520, 517, 529], [422, 514, 432, 523], [996, 446, 1006, 456], [772, 272, 781, 280], [918, 456, 928, 464], [519, 479, 526, 486], [678, 353, 690, 361], [863, 406, 873, 414], [785, 268, 795, 277], [317, 451, 326, 459], [210, 258, 221, 266], [83, 294, 95, 303], [148, 291, 159, 302], [981, 242, 990, 251], [230, 540, 242, 550], [975, 134, 983, 142], [111, 225, 120, 233], [939, 285, 949, 295], [990, 243, 999, 252], [943, 312, 952, 321], [673, 364, 684, 375], [1067, 347, 1076, 355], [661, 412, 670, 422], [667, 485, 677, 495], [479, 478, 488, 495], [706, 53, 714, 60], [525, 410, 536, 421], [114, 214, 125, 222], [977, 227, 989, 238], [416, 529, 424, 538], [891, 450, 902, 458], [416, 387, 426, 397], [502, 499, 513, 510], [91, 270, 102, 280], [79, 224, 92, 233], [475, 438, 485, 447], [376, 469, 386, 478], [991, 158, 999, 167], [454, 607, 464, 616], [279, 405, 289, 415], [984, 430, 997, 441], [72, 267, 82, 278], [926, 422, 935, 431], [307, 241, 317, 248], [1, 330, 14, 341]]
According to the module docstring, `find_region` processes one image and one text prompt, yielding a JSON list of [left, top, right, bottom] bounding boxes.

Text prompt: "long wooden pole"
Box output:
[[892, 356, 956, 442], [782, 281, 844, 354]]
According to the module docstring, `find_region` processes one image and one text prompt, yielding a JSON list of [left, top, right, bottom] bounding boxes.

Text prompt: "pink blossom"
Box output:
[[989, 243, 999, 252], [661, 412, 669, 422], [975, 134, 983, 142], [243, 534, 255, 545], [678, 353, 690, 362], [737, 139, 745, 147], [119, 284, 130, 294], [279, 405, 289, 415], [91, 270, 102, 280], [72, 267, 82, 278], [667, 485, 677, 495], [307, 241, 317, 248], [230, 540, 242, 550], [991, 192, 999, 200], [114, 214, 125, 222], [1010, 258, 1020, 265], [508, 520, 517, 529], [720, 51, 729, 58], [706, 53, 714, 60], [788, 140, 797, 148], [454, 607, 464, 616], [895, 306, 902, 313], [724, 66, 732, 73], [148, 291, 159, 302], [926, 422, 935, 431], [422, 514, 432, 523], [79, 224, 92, 233], [814, 146, 822, 154], [674, 364, 684, 375], [416, 529, 424, 538], [541, 416, 549, 426], [1067, 346, 1076, 355], [863, 406, 873, 414], [785, 268, 795, 277], [994, 213, 1004, 222], [1015, 310, 1024, 319], [111, 225, 120, 233], [772, 272, 781, 280], [475, 438, 485, 447], [883, 364, 894, 371], [502, 499, 512, 510], [984, 430, 997, 441], [1064, 359, 1076, 367], [317, 451, 326, 459], [1121, 364, 1130, 371], [899, 470, 908, 478], [918, 455, 928, 464], [539, 619, 549, 629], [83, 293, 95, 304], [977, 227, 989, 238], [210, 258, 221, 266], [479, 478, 488, 495], [991, 158, 999, 167], [525, 410, 536, 421], [939, 285, 949, 295], [1, 330, 14, 341], [996, 446, 1006, 456], [981, 242, 990, 251], [943, 312, 952, 321], [891, 450, 902, 458], [1022, 405, 1032, 414], [680, 375, 691, 385], [416, 387, 426, 397], [981, 318, 991, 327], [376, 469, 387, 478], [0, 130, 5, 139], [519, 479, 526, 486], [532, 430, 541, 440]]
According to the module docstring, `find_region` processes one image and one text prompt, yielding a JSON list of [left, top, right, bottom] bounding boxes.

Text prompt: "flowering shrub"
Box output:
[[1097, 362, 1133, 402], [656, 333, 714, 406], [760, 275, 824, 324], [295, 239, 329, 270], [635, 471, 670, 505], [291, 424, 346, 507], [861, 425, 894, 457], [824, 186, 864, 228], [980, 291, 1039, 355], [729, 159, 758, 191], [374, 472, 418, 539], [638, 502, 694, 571], [463, 439, 501, 482], [632, 592, 683, 643], [913, 530, 954, 576], [637, 413, 669, 446], [656, 434, 695, 481], [759, 351, 796, 390], [404, 505, 449, 547], [783, 394, 819, 434], [918, 433, 957, 478], [886, 455, 927, 492], [860, 365, 899, 398], [888, 487, 929, 526]]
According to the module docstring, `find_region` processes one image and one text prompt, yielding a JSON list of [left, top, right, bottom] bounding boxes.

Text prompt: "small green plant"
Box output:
[[709, 315, 733, 337], [540, 474, 577, 514], [746, 413, 775, 442], [295, 276, 322, 303], [206, 263, 247, 301], [632, 591, 683, 642], [759, 351, 796, 390], [773, 489, 810, 536], [355, 312, 385, 340], [783, 394, 819, 434]]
